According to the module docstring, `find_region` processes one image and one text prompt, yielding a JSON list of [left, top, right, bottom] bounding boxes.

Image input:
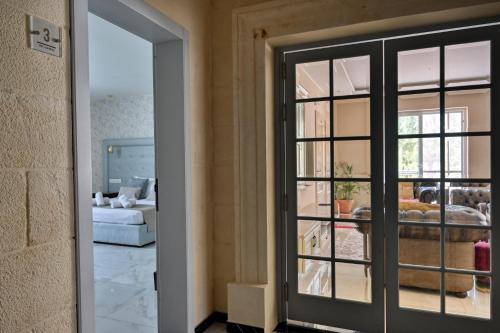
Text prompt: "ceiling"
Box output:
[[89, 13, 153, 98], [297, 41, 490, 96]]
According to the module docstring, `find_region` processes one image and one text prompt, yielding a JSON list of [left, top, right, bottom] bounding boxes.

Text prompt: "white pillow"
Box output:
[[118, 186, 141, 199], [145, 179, 155, 198]]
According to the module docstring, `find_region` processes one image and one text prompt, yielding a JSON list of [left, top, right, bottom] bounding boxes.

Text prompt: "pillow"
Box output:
[[145, 178, 155, 198], [118, 186, 142, 199], [128, 177, 149, 198], [145, 190, 156, 201]]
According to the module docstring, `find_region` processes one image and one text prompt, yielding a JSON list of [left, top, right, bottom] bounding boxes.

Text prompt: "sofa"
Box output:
[[354, 200, 489, 295]]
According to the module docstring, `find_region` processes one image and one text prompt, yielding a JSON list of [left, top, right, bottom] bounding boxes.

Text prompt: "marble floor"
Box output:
[[94, 243, 157, 333]]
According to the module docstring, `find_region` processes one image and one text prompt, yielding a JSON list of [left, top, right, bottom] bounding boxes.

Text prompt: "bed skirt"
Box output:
[[93, 222, 155, 246]]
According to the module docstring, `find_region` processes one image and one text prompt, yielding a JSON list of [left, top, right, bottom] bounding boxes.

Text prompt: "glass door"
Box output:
[[385, 25, 500, 332], [284, 41, 384, 332]]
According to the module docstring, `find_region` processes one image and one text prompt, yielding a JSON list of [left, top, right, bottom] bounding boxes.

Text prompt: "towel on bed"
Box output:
[[119, 195, 135, 208]]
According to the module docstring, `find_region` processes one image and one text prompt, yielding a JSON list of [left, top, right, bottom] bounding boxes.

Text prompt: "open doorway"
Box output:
[[71, 1, 193, 332], [88, 13, 157, 332]]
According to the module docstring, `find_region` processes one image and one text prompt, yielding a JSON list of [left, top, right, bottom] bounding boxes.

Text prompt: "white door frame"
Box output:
[[70, 0, 194, 332]]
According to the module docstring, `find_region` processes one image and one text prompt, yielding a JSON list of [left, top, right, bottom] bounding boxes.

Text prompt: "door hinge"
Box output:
[[282, 103, 287, 122], [282, 62, 287, 80], [283, 193, 288, 212], [284, 282, 289, 302]]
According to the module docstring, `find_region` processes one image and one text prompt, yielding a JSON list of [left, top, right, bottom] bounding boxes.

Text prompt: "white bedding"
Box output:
[[92, 200, 156, 225]]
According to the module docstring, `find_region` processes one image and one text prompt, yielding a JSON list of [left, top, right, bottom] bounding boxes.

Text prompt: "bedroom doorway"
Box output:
[[88, 12, 158, 332], [71, 1, 194, 332]]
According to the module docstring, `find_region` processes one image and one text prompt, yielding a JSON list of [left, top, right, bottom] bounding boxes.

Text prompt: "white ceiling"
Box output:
[[89, 13, 153, 98], [297, 41, 490, 96]]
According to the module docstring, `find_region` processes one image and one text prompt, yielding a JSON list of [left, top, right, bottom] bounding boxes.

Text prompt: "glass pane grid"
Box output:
[[397, 43, 492, 319]]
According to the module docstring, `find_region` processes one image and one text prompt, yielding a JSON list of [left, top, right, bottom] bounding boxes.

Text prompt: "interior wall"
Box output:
[[143, 0, 214, 325], [90, 94, 154, 192], [0, 1, 76, 332]]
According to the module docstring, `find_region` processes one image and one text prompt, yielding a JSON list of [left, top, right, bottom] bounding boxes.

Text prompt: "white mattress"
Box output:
[[92, 200, 155, 225]]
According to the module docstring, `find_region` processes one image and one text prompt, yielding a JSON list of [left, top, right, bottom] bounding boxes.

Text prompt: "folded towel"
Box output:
[[110, 199, 122, 208], [118, 194, 136, 208], [95, 192, 105, 206], [93, 196, 110, 207]]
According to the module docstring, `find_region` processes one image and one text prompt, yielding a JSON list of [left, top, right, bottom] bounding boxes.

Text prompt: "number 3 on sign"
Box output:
[[28, 15, 62, 57]]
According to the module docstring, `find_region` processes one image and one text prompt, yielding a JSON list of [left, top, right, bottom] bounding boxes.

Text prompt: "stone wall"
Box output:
[[0, 0, 76, 332]]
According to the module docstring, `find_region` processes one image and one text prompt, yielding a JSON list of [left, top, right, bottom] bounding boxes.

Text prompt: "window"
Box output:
[[398, 108, 466, 178]]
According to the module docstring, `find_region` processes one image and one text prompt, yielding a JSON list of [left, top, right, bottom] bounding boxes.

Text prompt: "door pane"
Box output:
[[333, 56, 370, 96], [335, 262, 372, 303], [445, 273, 491, 319], [334, 141, 371, 178], [297, 181, 331, 218], [399, 226, 441, 267], [296, 61, 330, 99], [333, 181, 371, 218], [335, 222, 371, 261], [298, 259, 332, 297], [296, 142, 331, 178], [296, 101, 330, 138], [399, 268, 441, 312], [445, 136, 490, 179], [398, 47, 439, 91], [398, 93, 440, 135], [445, 41, 490, 87], [399, 138, 440, 178], [445, 89, 490, 133], [334, 98, 370, 137], [298, 220, 331, 258]]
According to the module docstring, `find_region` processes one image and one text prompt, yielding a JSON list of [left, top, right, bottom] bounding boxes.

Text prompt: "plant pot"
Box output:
[[336, 199, 354, 214]]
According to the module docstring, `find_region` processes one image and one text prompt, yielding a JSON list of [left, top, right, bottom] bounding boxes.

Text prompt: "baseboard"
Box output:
[[195, 312, 228, 333], [227, 322, 265, 333]]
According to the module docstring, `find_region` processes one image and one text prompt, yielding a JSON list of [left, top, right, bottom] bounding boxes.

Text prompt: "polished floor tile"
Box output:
[[96, 316, 157, 333], [94, 243, 157, 332]]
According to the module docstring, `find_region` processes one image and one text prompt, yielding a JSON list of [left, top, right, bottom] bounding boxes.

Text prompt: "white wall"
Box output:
[[90, 94, 154, 192]]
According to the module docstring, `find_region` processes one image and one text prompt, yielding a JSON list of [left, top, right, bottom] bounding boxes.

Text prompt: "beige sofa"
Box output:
[[355, 202, 489, 295]]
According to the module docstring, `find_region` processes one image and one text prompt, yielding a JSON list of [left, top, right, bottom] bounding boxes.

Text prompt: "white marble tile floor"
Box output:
[[94, 243, 157, 333]]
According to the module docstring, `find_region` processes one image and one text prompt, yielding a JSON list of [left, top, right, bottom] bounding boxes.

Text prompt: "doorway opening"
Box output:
[[71, 1, 193, 332], [88, 12, 157, 332]]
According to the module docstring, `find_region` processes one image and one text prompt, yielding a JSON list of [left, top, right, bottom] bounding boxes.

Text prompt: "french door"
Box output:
[[385, 26, 500, 332], [284, 41, 384, 333], [282, 24, 500, 332]]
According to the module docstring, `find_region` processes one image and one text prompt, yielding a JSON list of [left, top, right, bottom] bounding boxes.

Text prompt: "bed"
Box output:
[[93, 138, 156, 246]]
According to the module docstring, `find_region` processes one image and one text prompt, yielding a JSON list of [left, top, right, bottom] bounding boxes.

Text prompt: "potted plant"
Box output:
[[334, 162, 368, 214]]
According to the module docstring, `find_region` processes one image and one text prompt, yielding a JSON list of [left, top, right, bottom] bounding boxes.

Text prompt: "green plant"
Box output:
[[334, 161, 369, 200]]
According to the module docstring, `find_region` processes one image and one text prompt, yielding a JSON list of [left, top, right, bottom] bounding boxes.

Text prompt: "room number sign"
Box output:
[[28, 15, 62, 57]]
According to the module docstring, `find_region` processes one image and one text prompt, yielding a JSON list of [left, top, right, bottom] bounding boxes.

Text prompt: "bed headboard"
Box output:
[[102, 138, 155, 192]]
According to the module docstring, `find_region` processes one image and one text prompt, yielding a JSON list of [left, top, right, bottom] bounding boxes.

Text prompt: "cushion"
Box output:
[[118, 186, 142, 199], [146, 190, 156, 201], [128, 177, 149, 199], [145, 178, 155, 198]]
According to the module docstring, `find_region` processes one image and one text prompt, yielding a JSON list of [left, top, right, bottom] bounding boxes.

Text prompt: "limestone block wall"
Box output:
[[0, 0, 76, 332]]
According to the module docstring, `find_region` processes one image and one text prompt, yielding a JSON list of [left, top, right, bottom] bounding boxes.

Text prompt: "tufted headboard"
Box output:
[[102, 138, 155, 192]]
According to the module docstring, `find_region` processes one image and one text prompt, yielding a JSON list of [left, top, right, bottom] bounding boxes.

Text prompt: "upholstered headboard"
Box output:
[[102, 138, 155, 192]]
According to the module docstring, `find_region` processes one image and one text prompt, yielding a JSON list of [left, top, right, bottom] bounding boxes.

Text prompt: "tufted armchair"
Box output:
[[450, 188, 491, 223]]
